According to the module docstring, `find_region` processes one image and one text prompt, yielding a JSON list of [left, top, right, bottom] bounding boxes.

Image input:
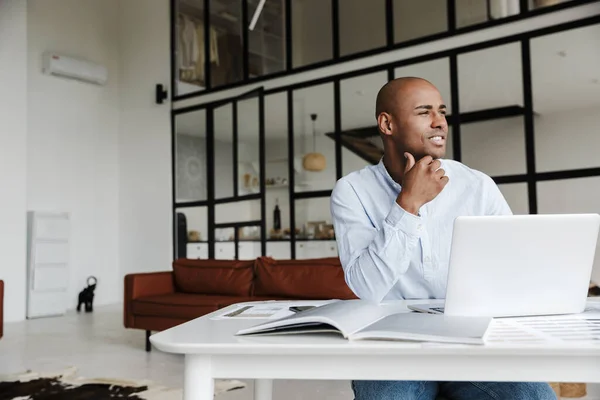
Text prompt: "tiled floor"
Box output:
[[0, 304, 597, 399]]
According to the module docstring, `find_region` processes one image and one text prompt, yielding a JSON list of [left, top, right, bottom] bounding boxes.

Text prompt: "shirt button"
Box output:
[[424, 256, 431, 262], [417, 224, 422, 230]]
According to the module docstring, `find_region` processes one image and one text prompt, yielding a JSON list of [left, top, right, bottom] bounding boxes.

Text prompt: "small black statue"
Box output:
[[77, 276, 97, 312]]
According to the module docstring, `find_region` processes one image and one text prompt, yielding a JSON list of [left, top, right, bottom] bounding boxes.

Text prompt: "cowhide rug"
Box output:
[[0, 367, 246, 399]]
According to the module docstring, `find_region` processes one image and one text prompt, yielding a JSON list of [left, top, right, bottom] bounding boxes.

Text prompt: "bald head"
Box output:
[[374, 76, 448, 163], [375, 77, 435, 119]]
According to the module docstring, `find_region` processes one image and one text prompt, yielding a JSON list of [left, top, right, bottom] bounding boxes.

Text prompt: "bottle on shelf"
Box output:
[[273, 198, 281, 231]]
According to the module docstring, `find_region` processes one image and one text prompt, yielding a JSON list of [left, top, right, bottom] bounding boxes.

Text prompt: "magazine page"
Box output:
[[235, 299, 393, 338], [350, 313, 492, 345]]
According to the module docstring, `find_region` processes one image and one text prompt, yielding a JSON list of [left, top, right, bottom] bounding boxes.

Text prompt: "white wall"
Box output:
[[0, 0, 28, 322], [27, 0, 121, 309], [118, 0, 173, 284]]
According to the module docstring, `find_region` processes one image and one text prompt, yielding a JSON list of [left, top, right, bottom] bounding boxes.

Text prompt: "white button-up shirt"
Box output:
[[330, 158, 512, 303]]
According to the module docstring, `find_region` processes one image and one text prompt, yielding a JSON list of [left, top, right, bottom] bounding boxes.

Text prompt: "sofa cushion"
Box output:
[[253, 256, 357, 300], [172, 259, 254, 296], [132, 293, 253, 320]]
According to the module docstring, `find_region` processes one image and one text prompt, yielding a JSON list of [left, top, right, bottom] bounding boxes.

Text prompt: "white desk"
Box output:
[[150, 299, 600, 400]]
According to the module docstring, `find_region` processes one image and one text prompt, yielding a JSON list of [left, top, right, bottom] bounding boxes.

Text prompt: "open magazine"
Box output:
[[235, 300, 492, 345]]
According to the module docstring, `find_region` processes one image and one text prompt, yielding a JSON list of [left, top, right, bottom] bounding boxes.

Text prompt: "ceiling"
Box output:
[[176, 23, 600, 142]]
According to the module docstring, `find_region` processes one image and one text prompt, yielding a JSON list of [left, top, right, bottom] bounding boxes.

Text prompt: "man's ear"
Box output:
[[377, 113, 392, 136]]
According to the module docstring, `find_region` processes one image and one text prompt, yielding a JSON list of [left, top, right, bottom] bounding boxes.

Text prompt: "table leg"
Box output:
[[184, 354, 213, 400], [254, 379, 273, 400]]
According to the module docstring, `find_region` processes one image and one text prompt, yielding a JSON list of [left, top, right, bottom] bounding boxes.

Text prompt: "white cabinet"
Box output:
[[266, 241, 291, 259], [215, 242, 235, 260], [26, 211, 70, 318], [295, 240, 338, 259], [186, 243, 208, 259], [238, 242, 261, 260], [189, 240, 336, 260]]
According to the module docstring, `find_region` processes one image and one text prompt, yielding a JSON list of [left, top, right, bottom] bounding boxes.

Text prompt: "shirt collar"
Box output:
[[376, 157, 402, 192]]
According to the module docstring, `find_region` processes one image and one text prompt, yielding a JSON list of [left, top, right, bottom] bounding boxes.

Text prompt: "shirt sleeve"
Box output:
[[482, 175, 513, 216], [330, 179, 423, 303]]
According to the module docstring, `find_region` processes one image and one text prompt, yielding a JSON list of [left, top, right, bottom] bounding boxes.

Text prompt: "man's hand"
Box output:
[[397, 152, 449, 215]]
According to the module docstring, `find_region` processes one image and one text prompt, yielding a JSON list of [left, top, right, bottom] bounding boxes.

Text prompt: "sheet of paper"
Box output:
[[485, 311, 600, 346], [212, 304, 295, 320]]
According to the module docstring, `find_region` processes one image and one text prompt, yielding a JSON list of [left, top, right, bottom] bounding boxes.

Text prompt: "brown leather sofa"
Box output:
[[124, 257, 357, 350], [0, 280, 4, 339]]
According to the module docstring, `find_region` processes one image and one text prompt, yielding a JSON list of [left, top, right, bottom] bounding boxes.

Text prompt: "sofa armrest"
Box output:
[[124, 272, 174, 328], [0, 280, 4, 339]]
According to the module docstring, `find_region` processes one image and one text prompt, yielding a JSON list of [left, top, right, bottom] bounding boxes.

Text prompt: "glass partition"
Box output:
[[175, 206, 208, 259], [458, 43, 525, 177], [292, 0, 333, 68], [340, 71, 387, 176], [175, 109, 208, 203], [213, 103, 235, 199], [531, 24, 600, 173], [215, 199, 262, 224], [293, 83, 336, 192], [248, 0, 286, 77], [174, 0, 206, 96], [456, 0, 521, 29], [460, 116, 526, 177], [264, 92, 291, 239], [294, 197, 335, 240], [458, 43, 523, 113], [209, 0, 244, 87], [529, 0, 576, 10], [497, 183, 529, 215], [394, 0, 447, 43], [237, 95, 261, 196], [339, 0, 386, 56]]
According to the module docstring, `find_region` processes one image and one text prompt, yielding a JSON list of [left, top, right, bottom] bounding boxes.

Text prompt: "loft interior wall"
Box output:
[[0, 0, 28, 322], [26, 0, 122, 309], [173, 2, 599, 109], [172, 2, 600, 283], [119, 0, 172, 286]]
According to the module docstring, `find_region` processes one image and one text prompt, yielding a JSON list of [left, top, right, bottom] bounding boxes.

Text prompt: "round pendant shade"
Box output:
[[302, 152, 326, 171]]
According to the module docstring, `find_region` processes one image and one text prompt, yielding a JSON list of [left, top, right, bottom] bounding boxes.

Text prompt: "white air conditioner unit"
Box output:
[[42, 52, 108, 86]]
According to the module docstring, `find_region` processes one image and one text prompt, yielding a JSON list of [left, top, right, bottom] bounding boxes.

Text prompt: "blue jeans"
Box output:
[[351, 380, 557, 400]]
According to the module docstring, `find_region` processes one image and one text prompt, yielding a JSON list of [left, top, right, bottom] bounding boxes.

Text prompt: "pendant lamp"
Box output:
[[302, 113, 326, 172]]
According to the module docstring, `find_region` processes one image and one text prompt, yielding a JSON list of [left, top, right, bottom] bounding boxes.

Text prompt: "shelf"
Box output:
[[209, 238, 337, 242], [265, 183, 310, 190]]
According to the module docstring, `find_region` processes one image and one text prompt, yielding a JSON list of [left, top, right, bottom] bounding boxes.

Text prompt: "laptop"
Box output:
[[408, 214, 600, 318]]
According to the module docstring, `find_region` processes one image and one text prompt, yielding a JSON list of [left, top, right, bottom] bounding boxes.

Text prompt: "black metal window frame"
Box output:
[[172, 14, 600, 260], [170, 0, 598, 102]]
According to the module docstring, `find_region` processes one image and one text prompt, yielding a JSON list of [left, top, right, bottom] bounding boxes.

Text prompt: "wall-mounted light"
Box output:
[[155, 84, 168, 104]]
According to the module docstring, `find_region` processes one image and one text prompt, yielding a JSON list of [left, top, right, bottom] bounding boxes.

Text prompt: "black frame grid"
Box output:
[[173, 14, 600, 260], [173, 87, 266, 259], [171, 0, 597, 101]]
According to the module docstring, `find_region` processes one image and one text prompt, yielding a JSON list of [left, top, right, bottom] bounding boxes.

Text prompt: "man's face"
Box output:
[[390, 81, 448, 160]]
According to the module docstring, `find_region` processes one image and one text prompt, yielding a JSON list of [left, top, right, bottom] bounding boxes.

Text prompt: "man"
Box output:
[[330, 77, 556, 400]]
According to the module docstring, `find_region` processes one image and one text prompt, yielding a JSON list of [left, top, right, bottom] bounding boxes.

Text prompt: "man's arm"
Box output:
[[330, 179, 423, 303]]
